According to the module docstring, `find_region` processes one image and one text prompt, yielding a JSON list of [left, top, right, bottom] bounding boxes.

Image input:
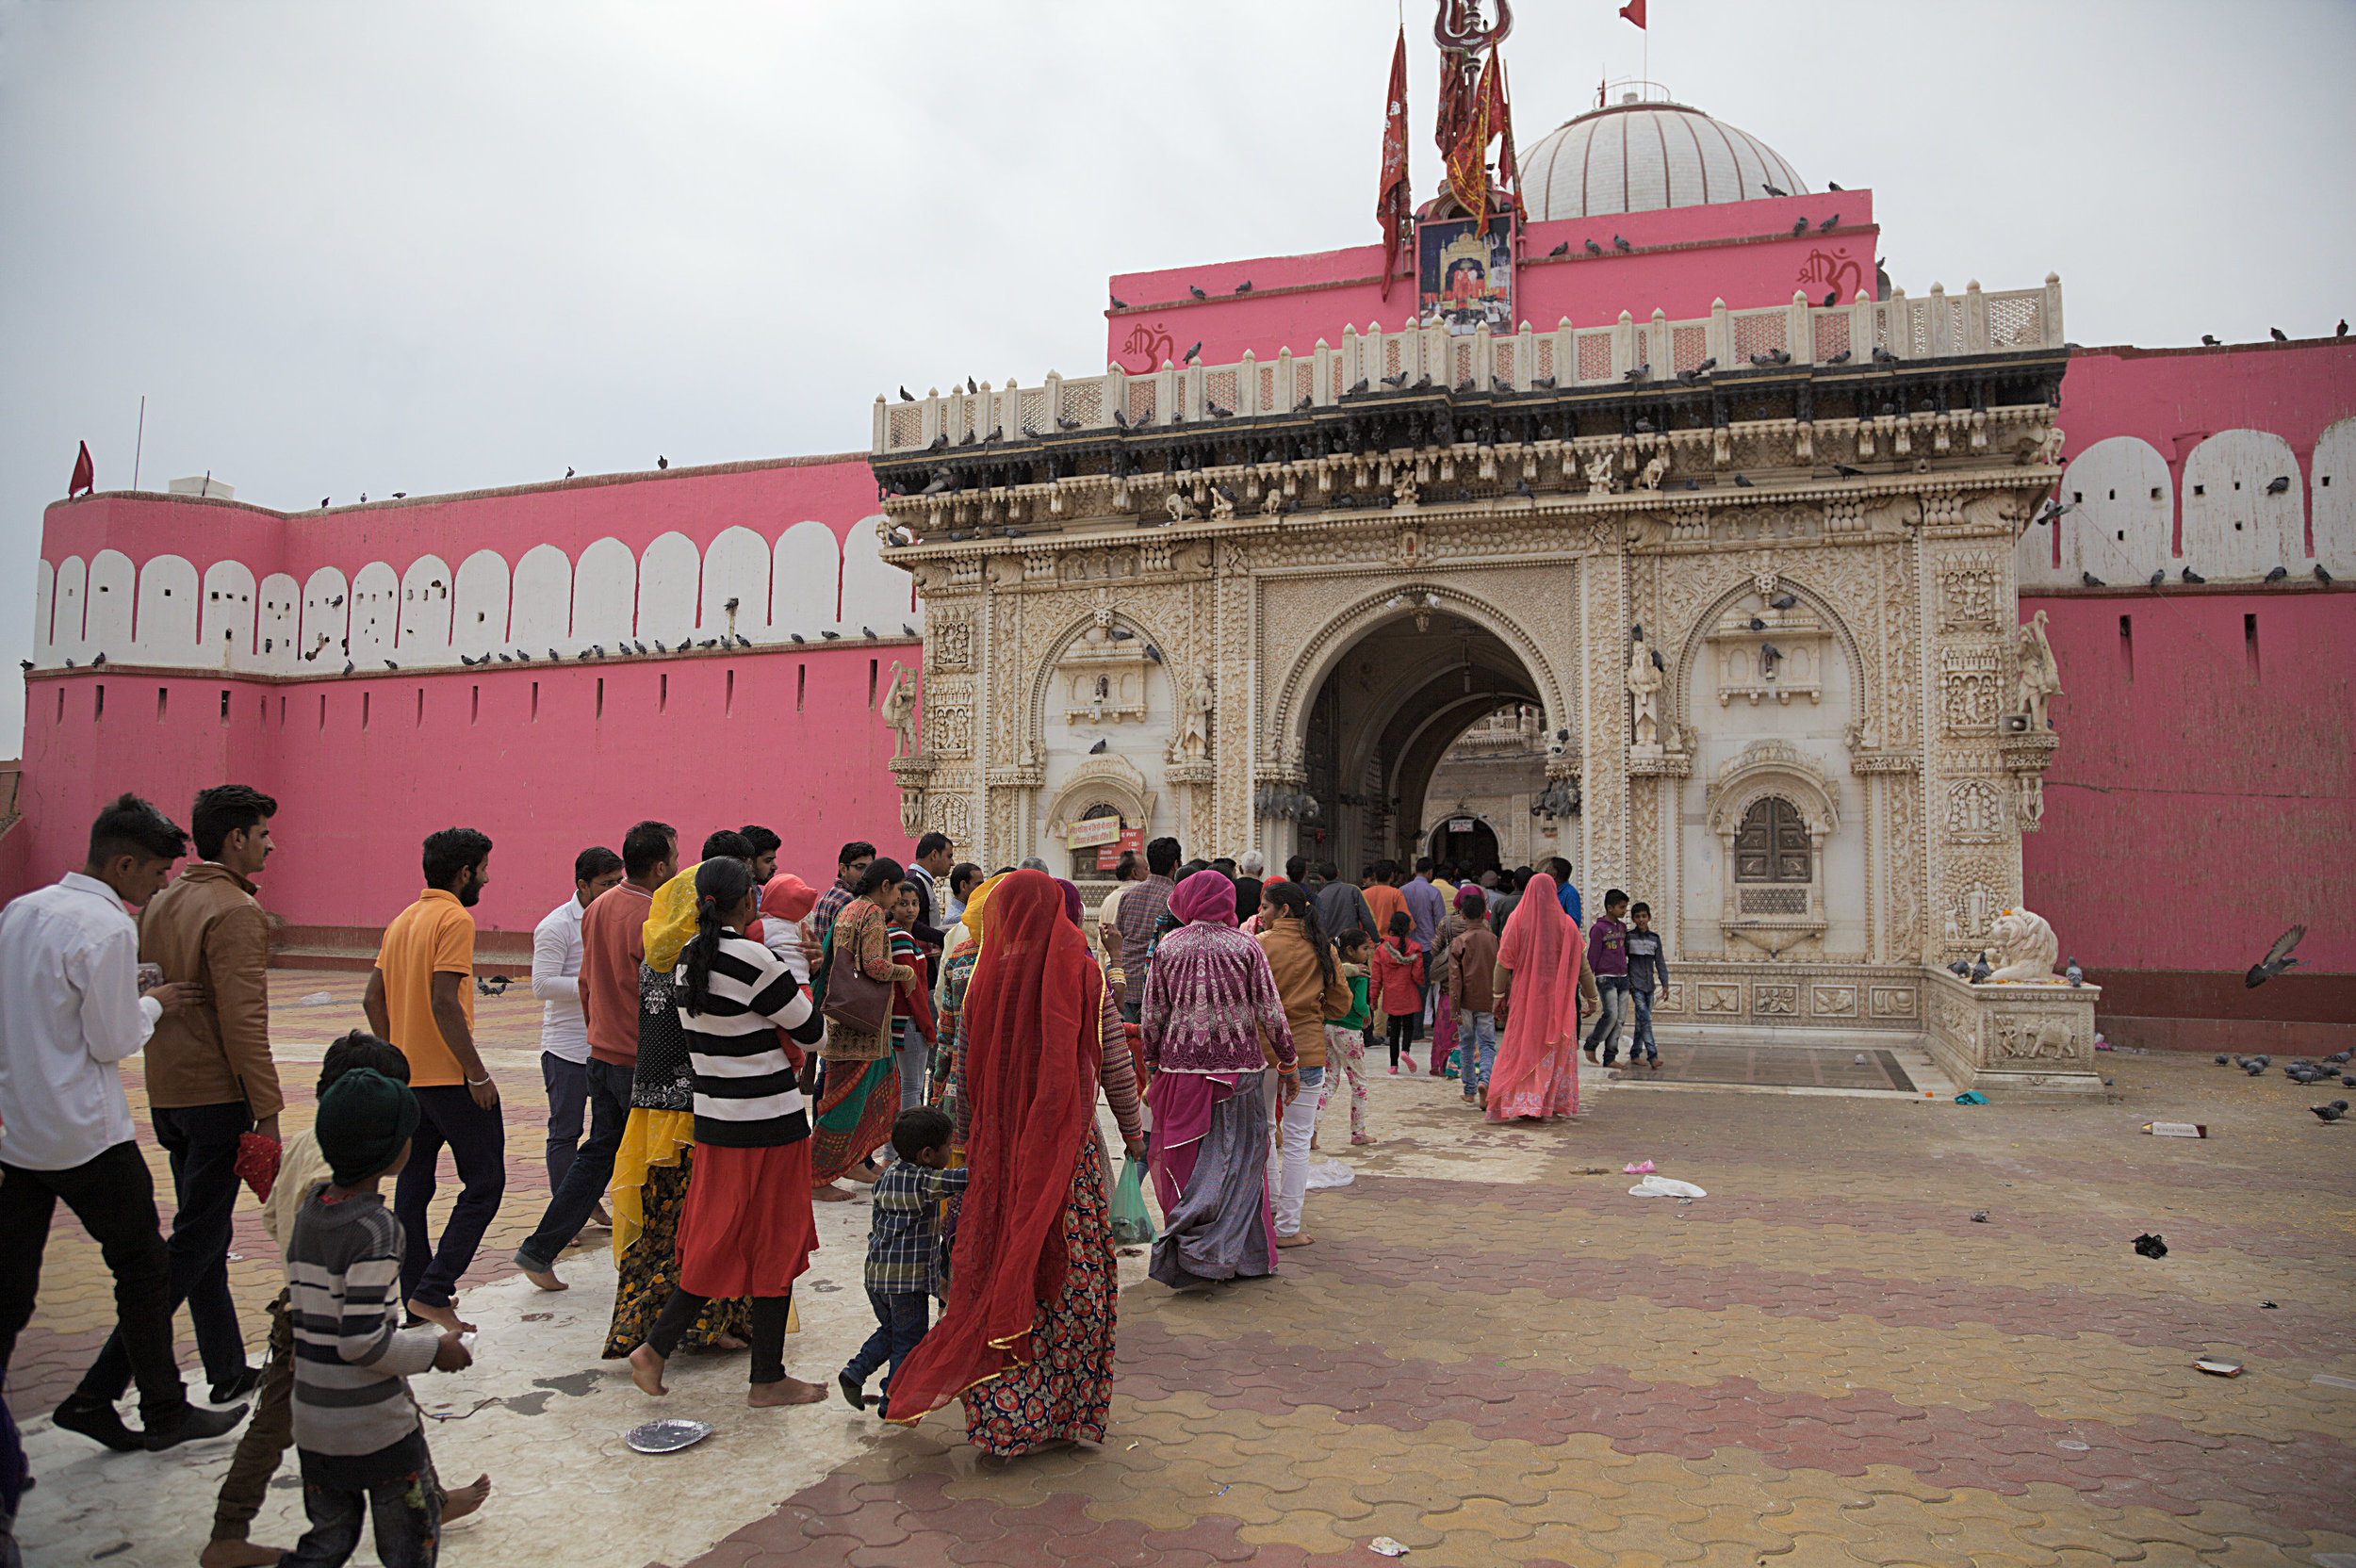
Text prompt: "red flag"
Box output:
[[1621, 0, 1647, 27], [68, 441, 94, 498], [1495, 57, 1523, 219], [1376, 27, 1411, 301], [1447, 51, 1504, 225]]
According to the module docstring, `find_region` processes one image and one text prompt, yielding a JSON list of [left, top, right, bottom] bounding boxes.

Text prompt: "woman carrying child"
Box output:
[[629, 856, 831, 1407]]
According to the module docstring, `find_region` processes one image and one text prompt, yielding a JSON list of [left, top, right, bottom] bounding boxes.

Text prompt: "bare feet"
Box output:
[[1351, 1134, 1377, 1146], [846, 1161, 880, 1186], [1275, 1232, 1316, 1249], [713, 1333, 749, 1351], [521, 1266, 568, 1293], [407, 1299, 476, 1333], [200, 1540, 286, 1567], [590, 1203, 614, 1228], [628, 1344, 669, 1396], [443, 1473, 492, 1522], [747, 1376, 828, 1407], [812, 1183, 857, 1201]]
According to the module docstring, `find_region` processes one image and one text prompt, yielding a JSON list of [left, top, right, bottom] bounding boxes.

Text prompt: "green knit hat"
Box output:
[[314, 1068, 421, 1185]]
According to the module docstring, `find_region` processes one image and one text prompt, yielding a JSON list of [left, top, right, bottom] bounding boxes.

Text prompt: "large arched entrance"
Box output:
[[1297, 607, 1553, 876]]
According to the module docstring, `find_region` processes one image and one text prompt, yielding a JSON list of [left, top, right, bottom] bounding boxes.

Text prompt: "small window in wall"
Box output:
[[470, 685, 480, 725], [2072, 491, 2083, 503], [156, 687, 168, 723], [869, 659, 878, 708], [1070, 803, 1123, 880], [220, 688, 230, 724], [2106, 488, 2115, 500], [726, 669, 735, 717], [361, 693, 371, 730], [90, 685, 101, 721], [660, 673, 668, 714], [531, 680, 540, 722], [596, 678, 604, 720], [797, 663, 806, 711], [415, 689, 424, 727], [319, 694, 327, 730], [2193, 483, 2205, 497], [2151, 486, 2163, 500], [2119, 613, 2135, 682], [1733, 798, 1810, 884], [2245, 612, 2260, 680]]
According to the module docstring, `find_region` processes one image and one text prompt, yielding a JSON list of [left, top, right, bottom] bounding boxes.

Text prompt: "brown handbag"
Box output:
[[821, 917, 894, 1037]]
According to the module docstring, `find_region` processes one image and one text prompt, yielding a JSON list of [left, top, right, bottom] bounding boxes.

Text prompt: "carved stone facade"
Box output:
[[872, 350, 2070, 1054]]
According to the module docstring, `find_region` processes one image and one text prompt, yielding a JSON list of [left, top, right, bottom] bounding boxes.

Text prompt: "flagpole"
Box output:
[[132, 395, 145, 491]]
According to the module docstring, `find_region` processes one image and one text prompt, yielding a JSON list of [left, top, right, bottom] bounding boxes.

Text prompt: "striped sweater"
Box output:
[[677, 931, 826, 1148], [285, 1186, 440, 1457]]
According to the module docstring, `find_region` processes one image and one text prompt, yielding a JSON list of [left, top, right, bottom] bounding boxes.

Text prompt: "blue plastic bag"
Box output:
[[1110, 1155, 1156, 1247]]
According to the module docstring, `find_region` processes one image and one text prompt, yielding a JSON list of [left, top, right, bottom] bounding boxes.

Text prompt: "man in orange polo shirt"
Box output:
[[363, 826, 499, 1333]]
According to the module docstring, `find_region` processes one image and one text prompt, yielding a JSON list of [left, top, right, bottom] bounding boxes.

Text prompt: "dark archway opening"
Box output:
[[1429, 816, 1501, 876]]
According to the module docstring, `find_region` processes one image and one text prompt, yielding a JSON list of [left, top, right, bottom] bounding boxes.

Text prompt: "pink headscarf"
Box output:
[[1497, 872, 1578, 1049], [1169, 868, 1239, 928]]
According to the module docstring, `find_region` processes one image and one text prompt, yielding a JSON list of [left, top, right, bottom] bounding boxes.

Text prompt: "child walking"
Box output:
[[1372, 912, 1424, 1074], [1322, 930, 1377, 1146], [839, 1106, 968, 1412], [1582, 890, 1632, 1066], [1624, 902, 1669, 1069], [1446, 890, 1500, 1107], [278, 1068, 479, 1567]]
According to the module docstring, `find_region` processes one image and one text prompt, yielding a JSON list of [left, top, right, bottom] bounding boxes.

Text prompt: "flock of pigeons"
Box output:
[[2213, 1050, 2353, 1122], [2069, 477, 2333, 589]]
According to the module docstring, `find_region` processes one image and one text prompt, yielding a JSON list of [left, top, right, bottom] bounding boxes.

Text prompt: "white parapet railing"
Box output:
[[873, 276, 2065, 456]]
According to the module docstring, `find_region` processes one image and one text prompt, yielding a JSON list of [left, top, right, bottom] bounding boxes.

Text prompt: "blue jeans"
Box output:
[[515, 1056, 632, 1275], [843, 1289, 930, 1398], [540, 1053, 589, 1191], [1629, 987, 1658, 1059], [1584, 977, 1630, 1061], [1457, 1012, 1497, 1097]]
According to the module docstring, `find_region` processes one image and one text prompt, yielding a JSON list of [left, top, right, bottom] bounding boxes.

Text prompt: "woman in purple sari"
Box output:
[[1139, 870, 1299, 1289]]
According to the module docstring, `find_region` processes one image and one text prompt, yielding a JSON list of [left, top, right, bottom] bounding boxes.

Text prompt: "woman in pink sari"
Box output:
[[1485, 873, 1600, 1122]]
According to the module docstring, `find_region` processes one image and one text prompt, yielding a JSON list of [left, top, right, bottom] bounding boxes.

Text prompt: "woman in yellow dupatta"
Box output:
[[601, 861, 751, 1356]]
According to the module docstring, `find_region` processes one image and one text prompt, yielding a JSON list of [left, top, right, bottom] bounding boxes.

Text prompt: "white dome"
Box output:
[[1520, 98, 1807, 220]]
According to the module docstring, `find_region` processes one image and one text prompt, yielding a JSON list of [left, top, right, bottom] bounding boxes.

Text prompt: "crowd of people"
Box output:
[[0, 787, 1659, 1566]]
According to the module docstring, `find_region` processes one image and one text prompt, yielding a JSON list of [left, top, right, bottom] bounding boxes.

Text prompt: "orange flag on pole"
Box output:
[[1376, 27, 1411, 301]]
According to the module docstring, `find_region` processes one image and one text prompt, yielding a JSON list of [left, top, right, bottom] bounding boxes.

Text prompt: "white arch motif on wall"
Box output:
[[452, 549, 511, 659], [571, 538, 635, 649], [348, 563, 400, 663], [2314, 416, 2356, 578], [1269, 584, 1570, 759], [2182, 429, 2305, 580], [1668, 573, 1869, 743], [1040, 755, 1161, 846], [87, 549, 135, 657], [636, 531, 700, 642], [841, 514, 917, 634], [772, 520, 841, 635], [300, 567, 350, 667], [510, 544, 572, 649], [697, 525, 772, 640], [134, 554, 200, 661], [33, 559, 56, 662], [398, 555, 454, 655], [50, 557, 87, 662], [2033, 436, 2171, 587], [201, 559, 260, 664], [258, 572, 301, 671], [1023, 607, 1182, 766]]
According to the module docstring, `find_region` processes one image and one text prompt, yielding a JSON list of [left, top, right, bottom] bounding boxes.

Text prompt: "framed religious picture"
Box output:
[[1417, 214, 1515, 336]]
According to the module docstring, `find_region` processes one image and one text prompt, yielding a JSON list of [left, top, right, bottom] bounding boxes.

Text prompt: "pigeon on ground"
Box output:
[[498, 654, 513, 663], [2266, 565, 2288, 582], [1949, 957, 1974, 978], [1056, 416, 1081, 430], [1820, 214, 1841, 233], [967, 376, 978, 394], [1613, 234, 1631, 252], [1295, 395, 1314, 412], [2201, 335, 2220, 347], [475, 976, 509, 997], [1189, 285, 1207, 300], [1759, 642, 1783, 664], [735, 634, 752, 648], [90, 651, 107, 667], [1533, 374, 1557, 388], [383, 660, 398, 670], [1761, 183, 1787, 198], [1827, 183, 1844, 192], [790, 633, 806, 644], [2342, 319, 2350, 336], [2082, 572, 2106, 587], [1207, 400, 1233, 417], [2215, 1054, 2231, 1066], [2270, 327, 2288, 342], [1635, 417, 1655, 433], [2313, 1102, 2348, 1122], [898, 386, 914, 401], [1144, 644, 1164, 663], [1548, 241, 1570, 257], [2182, 566, 2206, 584], [1749, 616, 1768, 631], [1088, 738, 1108, 755], [1585, 238, 1603, 255], [1970, 1211, 1989, 1223], [1969, 951, 1992, 984], [1514, 479, 1533, 498], [1494, 375, 1513, 394], [2329, 1051, 2353, 1065], [2247, 925, 2306, 987]]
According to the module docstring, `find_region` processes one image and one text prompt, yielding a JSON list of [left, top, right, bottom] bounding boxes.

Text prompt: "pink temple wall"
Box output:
[[1107, 192, 1877, 375], [10, 458, 927, 937]]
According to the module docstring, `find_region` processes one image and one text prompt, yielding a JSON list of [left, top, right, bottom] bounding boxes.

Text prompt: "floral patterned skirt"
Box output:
[[602, 1147, 751, 1358], [960, 1136, 1117, 1457]]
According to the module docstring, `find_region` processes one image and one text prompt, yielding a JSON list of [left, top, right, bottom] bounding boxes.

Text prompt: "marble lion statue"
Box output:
[[1987, 906, 2060, 984]]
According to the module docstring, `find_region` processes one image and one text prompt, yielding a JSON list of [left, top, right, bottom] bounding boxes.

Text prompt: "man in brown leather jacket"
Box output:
[[84, 784, 282, 1412]]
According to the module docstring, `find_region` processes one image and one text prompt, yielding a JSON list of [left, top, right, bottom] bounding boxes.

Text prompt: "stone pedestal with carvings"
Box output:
[[1923, 969, 2103, 1094]]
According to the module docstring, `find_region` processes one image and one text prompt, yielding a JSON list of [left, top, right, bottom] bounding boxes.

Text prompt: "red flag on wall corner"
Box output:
[[1621, 0, 1647, 27], [69, 441, 94, 498], [1376, 27, 1411, 301]]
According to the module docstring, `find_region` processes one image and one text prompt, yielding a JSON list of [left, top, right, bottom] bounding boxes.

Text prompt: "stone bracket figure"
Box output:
[[1177, 668, 1215, 761], [880, 661, 919, 759], [2015, 608, 2061, 730], [1626, 626, 1664, 748]]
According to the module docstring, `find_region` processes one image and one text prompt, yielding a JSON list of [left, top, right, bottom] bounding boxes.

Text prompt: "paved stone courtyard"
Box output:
[[10, 974, 2352, 1566]]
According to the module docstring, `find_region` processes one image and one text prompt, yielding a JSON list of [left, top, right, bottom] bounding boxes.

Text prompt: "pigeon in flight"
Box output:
[[1189, 285, 1207, 300], [1585, 238, 1603, 255], [2247, 925, 2306, 988], [2082, 571, 2105, 588], [1088, 738, 1108, 755], [2266, 475, 2290, 495]]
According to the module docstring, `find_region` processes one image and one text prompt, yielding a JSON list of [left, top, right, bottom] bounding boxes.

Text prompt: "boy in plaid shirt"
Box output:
[[838, 1106, 967, 1411]]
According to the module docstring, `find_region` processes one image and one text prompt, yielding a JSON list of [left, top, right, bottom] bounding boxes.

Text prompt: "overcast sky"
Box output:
[[3, 0, 2350, 746]]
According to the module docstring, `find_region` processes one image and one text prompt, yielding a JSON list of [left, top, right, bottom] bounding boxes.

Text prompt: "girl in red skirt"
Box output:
[[629, 857, 831, 1406]]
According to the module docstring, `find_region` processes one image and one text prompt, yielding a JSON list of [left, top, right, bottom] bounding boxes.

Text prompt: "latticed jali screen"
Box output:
[[1812, 314, 1851, 363], [1733, 314, 1786, 360], [1672, 325, 1709, 373], [1578, 332, 1612, 383], [1988, 294, 2043, 348]]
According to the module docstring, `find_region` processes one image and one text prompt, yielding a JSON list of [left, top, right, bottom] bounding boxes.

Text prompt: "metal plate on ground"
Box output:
[[1623, 1046, 1919, 1093], [625, 1418, 715, 1453]]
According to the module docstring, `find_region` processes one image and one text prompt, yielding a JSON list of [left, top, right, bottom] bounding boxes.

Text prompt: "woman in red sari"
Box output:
[[1485, 872, 1599, 1122], [884, 870, 1145, 1455]]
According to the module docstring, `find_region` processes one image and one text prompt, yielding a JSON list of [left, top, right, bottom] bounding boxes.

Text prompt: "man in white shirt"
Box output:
[[531, 846, 625, 1200], [0, 792, 249, 1453]]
